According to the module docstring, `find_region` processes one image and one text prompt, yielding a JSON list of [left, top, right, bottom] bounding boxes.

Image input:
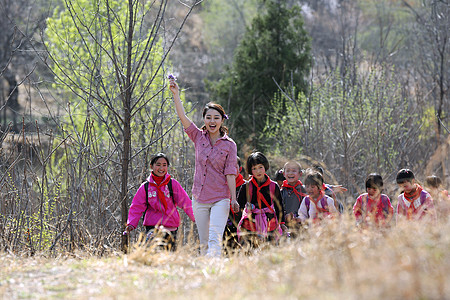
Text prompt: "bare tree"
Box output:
[[0, 0, 46, 132], [39, 0, 202, 252], [402, 0, 449, 154]]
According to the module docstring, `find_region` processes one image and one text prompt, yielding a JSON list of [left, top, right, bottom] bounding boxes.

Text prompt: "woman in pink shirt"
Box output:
[[169, 75, 238, 257]]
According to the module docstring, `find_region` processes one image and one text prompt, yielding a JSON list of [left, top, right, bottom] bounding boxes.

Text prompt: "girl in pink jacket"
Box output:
[[124, 153, 195, 250]]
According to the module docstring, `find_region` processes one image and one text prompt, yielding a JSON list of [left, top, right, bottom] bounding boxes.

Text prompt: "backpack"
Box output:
[[303, 198, 311, 218], [142, 179, 174, 222], [380, 194, 390, 215]]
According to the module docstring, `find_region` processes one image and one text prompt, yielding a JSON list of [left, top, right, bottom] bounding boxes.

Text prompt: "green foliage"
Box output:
[[200, 0, 259, 76], [266, 65, 422, 189], [44, 0, 191, 173], [357, 0, 413, 62], [41, 0, 193, 251], [264, 92, 317, 157], [419, 106, 438, 141], [45, 0, 171, 145], [28, 175, 62, 250], [1, 170, 63, 251], [209, 0, 311, 150]]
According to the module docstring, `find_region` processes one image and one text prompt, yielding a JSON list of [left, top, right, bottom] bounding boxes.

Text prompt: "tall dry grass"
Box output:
[[129, 216, 450, 299], [3, 215, 448, 299]]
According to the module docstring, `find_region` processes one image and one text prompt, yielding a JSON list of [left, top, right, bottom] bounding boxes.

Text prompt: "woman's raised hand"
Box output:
[[168, 74, 179, 96], [168, 74, 191, 129]]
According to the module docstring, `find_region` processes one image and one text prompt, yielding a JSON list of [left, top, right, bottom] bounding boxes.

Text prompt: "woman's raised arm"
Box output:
[[169, 76, 191, 129]]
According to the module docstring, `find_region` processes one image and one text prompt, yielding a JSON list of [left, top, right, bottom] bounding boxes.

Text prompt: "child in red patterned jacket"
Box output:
[[353, 173, 393, 227], [396, 169, 436, 223]]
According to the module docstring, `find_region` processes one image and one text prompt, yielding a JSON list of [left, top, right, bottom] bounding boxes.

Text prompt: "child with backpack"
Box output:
[[396, 169, 436, 223], [124, 153, 195, 250], [353, 173, 394, 227], [297, 171, 338, 222], [237, 152, 286, 243], [280, 161, 306, 234], [312, 165, 346, 213]]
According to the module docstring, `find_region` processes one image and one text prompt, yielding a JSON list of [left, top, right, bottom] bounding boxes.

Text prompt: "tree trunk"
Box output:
[[120, 0, 135, 253]]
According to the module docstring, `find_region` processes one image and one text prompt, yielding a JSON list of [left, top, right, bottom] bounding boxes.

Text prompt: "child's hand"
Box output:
[[123, 225, 134, 235], [331, 185, 347, 193]]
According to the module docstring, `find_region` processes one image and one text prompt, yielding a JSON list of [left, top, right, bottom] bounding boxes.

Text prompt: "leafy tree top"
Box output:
[[209, 0, 311, 149]]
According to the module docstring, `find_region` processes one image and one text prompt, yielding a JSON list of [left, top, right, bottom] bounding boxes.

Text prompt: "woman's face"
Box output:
[[251, 164, 266, 182], [152, 158, 168, 177], [203, 109, 223, 135]]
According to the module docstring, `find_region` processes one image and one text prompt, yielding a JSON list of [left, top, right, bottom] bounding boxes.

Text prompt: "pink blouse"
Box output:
[[185, 122, 237, 203]]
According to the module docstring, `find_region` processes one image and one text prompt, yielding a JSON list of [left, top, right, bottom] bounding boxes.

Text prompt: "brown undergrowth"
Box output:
[[1, 216, 449, 299]]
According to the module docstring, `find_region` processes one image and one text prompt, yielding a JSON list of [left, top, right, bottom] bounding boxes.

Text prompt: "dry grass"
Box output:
[[1, 216, 449, 299]]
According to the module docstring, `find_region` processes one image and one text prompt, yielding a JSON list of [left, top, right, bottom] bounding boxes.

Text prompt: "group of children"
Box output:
[[124, 149, 447, 253], [224, 154, 446, 248]]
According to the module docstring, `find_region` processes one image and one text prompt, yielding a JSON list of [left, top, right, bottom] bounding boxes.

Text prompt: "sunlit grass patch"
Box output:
[[1, 217, 449, 299]]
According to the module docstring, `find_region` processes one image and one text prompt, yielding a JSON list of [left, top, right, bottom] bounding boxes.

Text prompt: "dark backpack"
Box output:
[[142, 179, 174, 222], [380, 194, 390, 215]]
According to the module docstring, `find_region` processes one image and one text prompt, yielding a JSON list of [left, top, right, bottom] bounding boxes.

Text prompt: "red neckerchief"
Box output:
[[152, 172, 164, 185], [236, 174, 245, 188], [149, 173, 171, 211], [309, 190, 327, 213], [250, 175, 274, 212], [404, 184, 423, 218], [282, 180, 306, 202], [404, 184, 423, 202]]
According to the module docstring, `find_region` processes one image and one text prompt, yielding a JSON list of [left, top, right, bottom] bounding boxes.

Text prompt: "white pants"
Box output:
[[193, 198, 230, 257]]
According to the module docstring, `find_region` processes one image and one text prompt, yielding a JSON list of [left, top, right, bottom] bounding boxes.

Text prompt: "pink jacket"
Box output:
[[127, 174, 195, 229]]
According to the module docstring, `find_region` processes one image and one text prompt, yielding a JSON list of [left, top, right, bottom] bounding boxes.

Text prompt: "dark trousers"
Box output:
[[145, 226, 178, 251]]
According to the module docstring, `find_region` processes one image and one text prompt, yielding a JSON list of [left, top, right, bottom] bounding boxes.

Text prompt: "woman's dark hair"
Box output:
[[304, 171, 324, 187], [246, 152, 269, 175], [150, 153, 170, 166], [396, 169, 415, 184], [202, 102, 229, 136], [366, 173, 383, 190], [426, 175, 442, 188]]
